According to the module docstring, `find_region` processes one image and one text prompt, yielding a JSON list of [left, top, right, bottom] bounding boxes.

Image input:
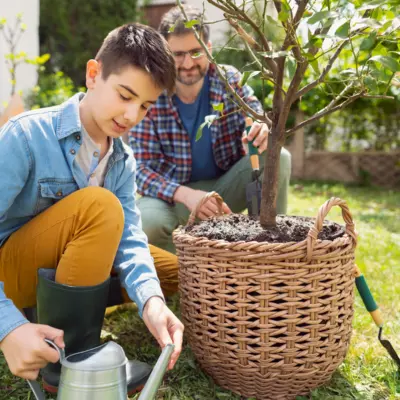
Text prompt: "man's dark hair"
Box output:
[[159, 5, 210, 43], [95, 23, 176, 94]]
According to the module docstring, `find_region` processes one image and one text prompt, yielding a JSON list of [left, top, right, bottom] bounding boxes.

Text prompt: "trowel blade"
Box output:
[[246, 179, 261, 217]]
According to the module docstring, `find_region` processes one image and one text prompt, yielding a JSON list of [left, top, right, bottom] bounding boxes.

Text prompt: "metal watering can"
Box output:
[[27, 339, 174, 400]]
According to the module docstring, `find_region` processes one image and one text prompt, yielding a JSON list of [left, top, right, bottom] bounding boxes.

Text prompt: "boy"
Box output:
[[0, 23, 183, 395]]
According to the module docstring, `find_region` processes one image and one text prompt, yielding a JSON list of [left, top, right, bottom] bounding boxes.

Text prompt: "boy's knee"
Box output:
[[79, 187, 124, 227]]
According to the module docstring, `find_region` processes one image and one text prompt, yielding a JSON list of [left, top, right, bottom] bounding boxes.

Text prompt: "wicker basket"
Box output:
[[173, 193, 358, 400]]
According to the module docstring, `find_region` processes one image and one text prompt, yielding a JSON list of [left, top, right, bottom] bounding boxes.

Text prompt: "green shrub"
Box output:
[[39, 0, 141, 86], [24, 71, 84, 109]]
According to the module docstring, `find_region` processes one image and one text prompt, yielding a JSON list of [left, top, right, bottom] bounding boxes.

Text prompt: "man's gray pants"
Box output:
[[138, 148, 291, 253]]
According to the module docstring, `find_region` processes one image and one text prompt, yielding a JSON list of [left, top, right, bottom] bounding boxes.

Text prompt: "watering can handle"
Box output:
[[44, 338, 66, 361], [138, 344, 175, 400], [26, 339, 65, 400], [27, 379, 46, 400]]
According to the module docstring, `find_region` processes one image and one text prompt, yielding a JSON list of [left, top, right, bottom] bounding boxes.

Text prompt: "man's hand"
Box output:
[[0, 323, 64, 380], [142, 297, 184, 370], [242, 121, 269, 154], [173, 186, 231, 220]]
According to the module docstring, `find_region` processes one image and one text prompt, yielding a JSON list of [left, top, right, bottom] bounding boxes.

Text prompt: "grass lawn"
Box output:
[[1, 181, 399, 400]]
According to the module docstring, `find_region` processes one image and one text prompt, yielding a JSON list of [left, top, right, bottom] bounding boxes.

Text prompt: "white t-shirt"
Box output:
[[75, 124, 114, 187]]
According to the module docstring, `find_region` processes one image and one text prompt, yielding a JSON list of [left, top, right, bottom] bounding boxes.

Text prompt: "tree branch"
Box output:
[[177, 0, 269, 124], [294, 39, 349, 100], [221, 0, 277, 68], [226, 16, 278, 76], [285, 91, 368, 136]]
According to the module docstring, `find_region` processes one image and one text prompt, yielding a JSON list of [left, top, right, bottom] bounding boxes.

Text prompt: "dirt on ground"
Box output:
[[184, 214, 345, 243]]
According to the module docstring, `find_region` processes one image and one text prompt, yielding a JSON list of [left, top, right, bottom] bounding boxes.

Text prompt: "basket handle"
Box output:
[[306, 197, 357, 262], [187, 191, 224, 227]]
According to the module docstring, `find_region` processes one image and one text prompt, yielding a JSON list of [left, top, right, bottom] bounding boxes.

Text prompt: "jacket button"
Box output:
[[75, 135, 81, 141], [70, 149, 76, 155], [56, 191, 63, 197], [93, 151, 99, 157]]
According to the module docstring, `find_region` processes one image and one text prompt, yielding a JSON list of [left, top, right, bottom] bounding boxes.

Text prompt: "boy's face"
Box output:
[[85, 61, 162, 138]]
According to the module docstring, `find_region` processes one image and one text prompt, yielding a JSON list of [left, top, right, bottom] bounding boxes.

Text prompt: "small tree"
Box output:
[[0, 14, 50, 97], [177, 0, 399, 228]]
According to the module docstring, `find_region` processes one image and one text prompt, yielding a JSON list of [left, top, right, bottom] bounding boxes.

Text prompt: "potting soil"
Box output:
[[184, 214, 345, 243]]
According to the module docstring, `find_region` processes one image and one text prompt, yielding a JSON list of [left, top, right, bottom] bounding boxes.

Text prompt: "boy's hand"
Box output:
[[142, 296, 184, 370], [173, 186, 231, 220], [0, 323, 64, 380]]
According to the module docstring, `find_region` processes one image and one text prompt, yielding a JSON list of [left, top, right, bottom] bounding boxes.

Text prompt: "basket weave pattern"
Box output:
[[173, 195, 357, 400]]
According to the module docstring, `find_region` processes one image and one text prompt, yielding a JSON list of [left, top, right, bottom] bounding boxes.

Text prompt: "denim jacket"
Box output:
[[0, 93, 164, 342]]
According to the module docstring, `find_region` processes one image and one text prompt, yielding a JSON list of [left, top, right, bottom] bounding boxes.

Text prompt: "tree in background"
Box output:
[[39, 0, 142, 86], [0, 14, 49, 97], [179, 0, 399, 227]]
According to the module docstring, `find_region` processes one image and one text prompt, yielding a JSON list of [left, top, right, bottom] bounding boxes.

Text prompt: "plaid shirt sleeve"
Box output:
[[129, 116, 180, 203]]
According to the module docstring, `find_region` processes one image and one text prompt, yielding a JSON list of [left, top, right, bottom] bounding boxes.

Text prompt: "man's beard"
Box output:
[[177, 65, 207, 85]]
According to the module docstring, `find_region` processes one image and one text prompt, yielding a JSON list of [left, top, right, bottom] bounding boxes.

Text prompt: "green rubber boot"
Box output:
[[36, 269, 151, 395]]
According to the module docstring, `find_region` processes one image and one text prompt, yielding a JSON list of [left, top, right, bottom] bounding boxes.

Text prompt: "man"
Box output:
[[129, 6, 291, 253], [0, 23, 183, 395]]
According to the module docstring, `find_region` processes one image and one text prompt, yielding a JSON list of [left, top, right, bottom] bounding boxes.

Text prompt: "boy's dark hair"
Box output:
[[95, 23, 176, 94], [159, 5, 210, 43]]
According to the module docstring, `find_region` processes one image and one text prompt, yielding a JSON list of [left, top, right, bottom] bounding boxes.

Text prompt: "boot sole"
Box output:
[[43, 381, 145, 396]]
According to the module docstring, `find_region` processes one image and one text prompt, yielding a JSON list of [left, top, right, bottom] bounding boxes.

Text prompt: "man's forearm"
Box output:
[[172, 185, 193, 207]]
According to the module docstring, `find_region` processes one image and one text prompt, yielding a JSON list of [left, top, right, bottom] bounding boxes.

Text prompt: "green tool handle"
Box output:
[[246, 126, 258, 156], [355, 266, 384, 328]]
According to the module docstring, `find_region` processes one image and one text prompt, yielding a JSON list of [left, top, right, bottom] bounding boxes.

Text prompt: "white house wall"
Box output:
[[0, 0, 39, 112]]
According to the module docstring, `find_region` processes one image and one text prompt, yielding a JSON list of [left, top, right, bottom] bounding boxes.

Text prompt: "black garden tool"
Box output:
[[355, 264, 400, 373], [245, 117, 262, 217]]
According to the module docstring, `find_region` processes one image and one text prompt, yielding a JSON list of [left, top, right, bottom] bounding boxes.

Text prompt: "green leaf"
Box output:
[[168, 23, 176, 33], [369, 55, 400, 72], [184, 19, 199, 29], [335, 21, 350, 38], [354, 18, 382, 29], [340, 68, 357, 76], [196, 115, 217, 141], [20, 22, 27, 31], [239, 70, 261, 86], [212, 103, 224, 112], [364, 76, 378, 92], [308, 11, 338, 25], [304, 37, 323, 50], [357, 0, 386, 11], [309, 59, 320, 75], [278, 9, 290, 22], [286, 56, 296, 79], [360, 33, 377, 51]]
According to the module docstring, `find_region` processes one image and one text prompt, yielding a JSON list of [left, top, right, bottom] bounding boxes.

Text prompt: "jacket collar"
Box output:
[[55, 92, 127, 157]]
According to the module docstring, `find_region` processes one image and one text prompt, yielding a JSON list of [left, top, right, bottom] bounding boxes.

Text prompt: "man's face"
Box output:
[[168, 33, 211, 86], [85, 62, 162, 138]]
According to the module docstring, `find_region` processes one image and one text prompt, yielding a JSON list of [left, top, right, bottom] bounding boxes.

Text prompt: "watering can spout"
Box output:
[[27, 340, 174, 400]]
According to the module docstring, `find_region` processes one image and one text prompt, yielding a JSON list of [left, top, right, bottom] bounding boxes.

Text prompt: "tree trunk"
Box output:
[[259, 128, 283, 228]]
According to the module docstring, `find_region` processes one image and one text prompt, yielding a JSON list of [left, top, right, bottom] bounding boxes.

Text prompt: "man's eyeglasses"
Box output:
[[173, 49, 205, 63]]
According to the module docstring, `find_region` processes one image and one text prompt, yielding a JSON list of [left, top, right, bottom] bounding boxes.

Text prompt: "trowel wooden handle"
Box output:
[[354, 265, 384, 328], [245, 117, 259, 170]]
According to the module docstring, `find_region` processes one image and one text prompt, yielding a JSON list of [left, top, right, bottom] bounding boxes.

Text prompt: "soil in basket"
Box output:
[[184, 214, 345, 243]]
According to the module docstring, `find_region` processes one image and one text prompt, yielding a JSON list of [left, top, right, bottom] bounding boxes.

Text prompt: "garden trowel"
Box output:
[[355, 265, 400, 373], [245, 117, 262, 217]]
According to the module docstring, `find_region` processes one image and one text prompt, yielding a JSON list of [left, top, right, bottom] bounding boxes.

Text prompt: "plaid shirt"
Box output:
[[129, 63, 263, 203]]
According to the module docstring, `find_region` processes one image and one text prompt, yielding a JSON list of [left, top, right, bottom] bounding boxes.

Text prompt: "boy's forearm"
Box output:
[[0, 283, 29, 343]]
